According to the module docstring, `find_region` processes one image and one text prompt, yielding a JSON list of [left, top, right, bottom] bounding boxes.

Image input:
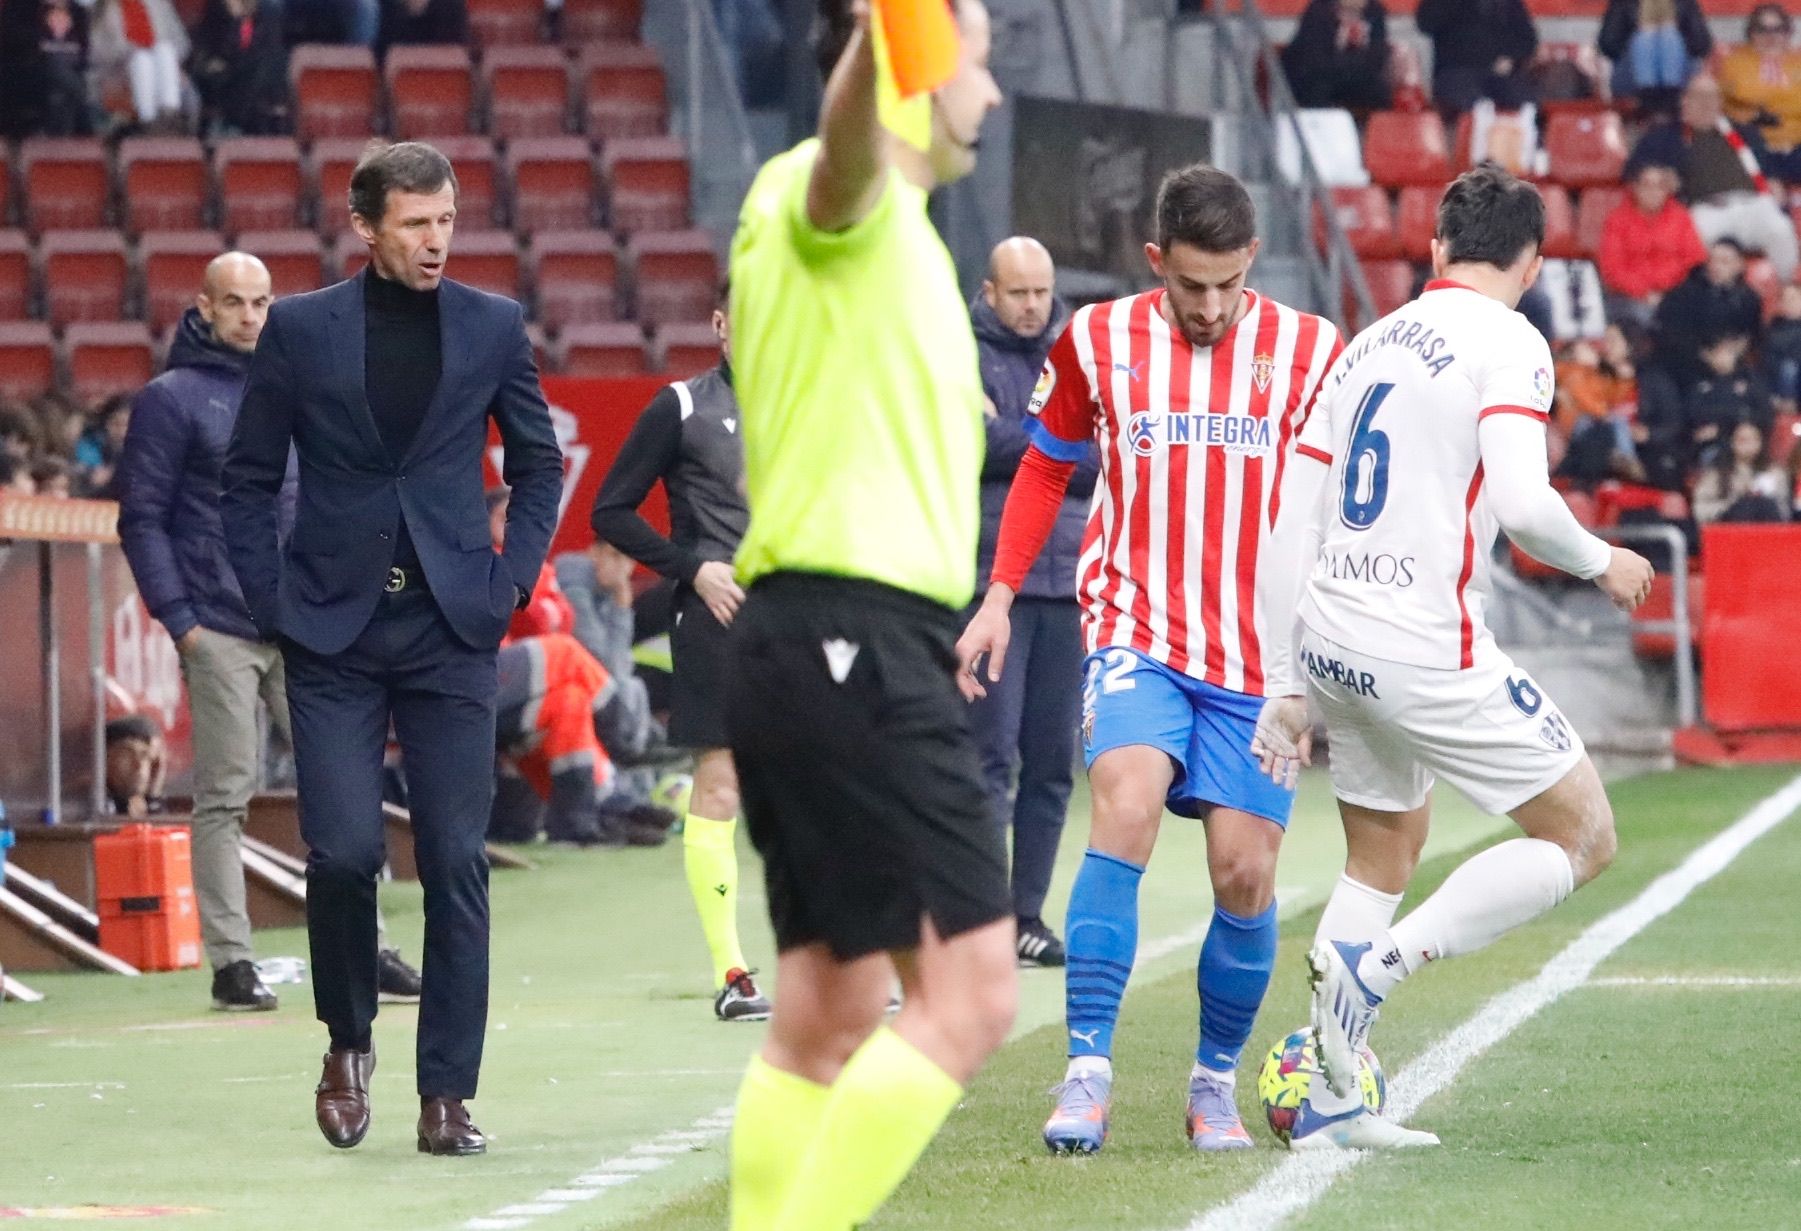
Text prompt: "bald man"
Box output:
[[968, 236, 1088, 968], [118, 253, 424, 1011]]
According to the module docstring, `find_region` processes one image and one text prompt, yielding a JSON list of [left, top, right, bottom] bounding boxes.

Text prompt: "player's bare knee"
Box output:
[[1572, 797, 1617, 885], [1209, 849, 1276, 917], [692, 781, 739, 821], [1088, 795, 1162, 865]]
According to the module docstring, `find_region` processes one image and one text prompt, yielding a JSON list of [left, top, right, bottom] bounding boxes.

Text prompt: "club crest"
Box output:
[[1251, 352, 1276, 394]]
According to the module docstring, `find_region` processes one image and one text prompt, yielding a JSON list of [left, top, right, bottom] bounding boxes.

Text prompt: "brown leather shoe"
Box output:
[[315, 1047, 375, 1149], [417, 1097, 486, 1156]]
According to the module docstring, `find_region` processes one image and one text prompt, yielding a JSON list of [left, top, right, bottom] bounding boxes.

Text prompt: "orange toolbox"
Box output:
[[94, 823, 202, 971]]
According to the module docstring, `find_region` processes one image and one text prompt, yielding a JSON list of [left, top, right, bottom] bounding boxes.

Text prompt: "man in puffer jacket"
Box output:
[[969, 237, 1093, 969]]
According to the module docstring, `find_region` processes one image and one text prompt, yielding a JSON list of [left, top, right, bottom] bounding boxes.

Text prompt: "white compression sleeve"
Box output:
[[1478, 413, 1614, 581], [1259, 453, 1332, 697]]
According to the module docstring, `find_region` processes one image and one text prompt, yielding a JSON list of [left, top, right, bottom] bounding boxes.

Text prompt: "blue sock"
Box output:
[[1064, 849, 1143, 1059], [1196, 900, 1278, 1071]]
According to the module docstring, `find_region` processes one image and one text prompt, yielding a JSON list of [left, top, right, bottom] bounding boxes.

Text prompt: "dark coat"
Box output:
[[1415, 0, 1536, 75], [971, 294, 1096, 601], [1597, 0, 1712, 63], [221, 270, 563, 655], [1281, 0, 1393, 112], [117, 308, 298, 643], [188, 0, 288, 135], [1653, 266, 1765, 377], [376, 0, 467, 58]]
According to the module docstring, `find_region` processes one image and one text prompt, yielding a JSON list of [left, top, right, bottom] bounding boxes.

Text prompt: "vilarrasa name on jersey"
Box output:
[[1125, 411, 1273, 456], [1336, 316, 1458, 381]]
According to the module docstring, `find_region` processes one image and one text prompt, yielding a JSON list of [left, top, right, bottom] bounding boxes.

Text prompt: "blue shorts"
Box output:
[[1080, 647, 1296, 825]]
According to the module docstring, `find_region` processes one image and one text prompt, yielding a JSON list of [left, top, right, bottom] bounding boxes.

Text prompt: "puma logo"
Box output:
[[723, 417, 737, 433], [823, 638, 859, 683], [1070, 1028, 1100, 1047]]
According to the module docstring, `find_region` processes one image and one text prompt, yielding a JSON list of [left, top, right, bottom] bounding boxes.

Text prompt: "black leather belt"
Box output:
[[384, 565, 423, 594]]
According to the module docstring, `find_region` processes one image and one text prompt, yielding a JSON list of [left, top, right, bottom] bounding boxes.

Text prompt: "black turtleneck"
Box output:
[[365, 271, 441, 569]]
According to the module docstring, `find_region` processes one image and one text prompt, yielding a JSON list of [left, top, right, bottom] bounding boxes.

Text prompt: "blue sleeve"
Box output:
[[222, 306, 297, 635], [1027, 416, 1092, 463], [489, 302, 565, 593], [116, 381, 199, 641]]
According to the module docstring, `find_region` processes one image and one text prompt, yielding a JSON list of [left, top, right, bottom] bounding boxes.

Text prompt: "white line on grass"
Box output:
[[1587, 975, 1801, 988], [1183, 770, 1801, 1231]]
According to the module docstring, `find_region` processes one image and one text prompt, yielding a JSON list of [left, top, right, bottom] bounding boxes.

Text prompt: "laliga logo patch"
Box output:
[[1028, 364, 1056, 415], [1539, 713, 1572, 753], [1251, 352, 1276, 394], [1081, 705, 1096, 749], [1127, 412, 1161, 456], [1532, 366, 1554, 410]]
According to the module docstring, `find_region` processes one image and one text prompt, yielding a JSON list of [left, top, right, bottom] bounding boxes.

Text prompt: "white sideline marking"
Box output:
[[1587, 975, 1801, 988], [1183, 771, 1801, 1231]]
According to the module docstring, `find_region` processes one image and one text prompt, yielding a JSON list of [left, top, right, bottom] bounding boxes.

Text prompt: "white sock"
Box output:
[[1067, 1055, 1112, 1081], [1314, 873, 1404, 950], [1377, 838, 1575, 997], [1192, 1061, 1235, 1087]]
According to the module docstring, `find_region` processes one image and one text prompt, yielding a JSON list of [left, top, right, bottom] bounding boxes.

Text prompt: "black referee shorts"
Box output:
[[668, 583, 731, 749], [724, 572, 1010, 960]]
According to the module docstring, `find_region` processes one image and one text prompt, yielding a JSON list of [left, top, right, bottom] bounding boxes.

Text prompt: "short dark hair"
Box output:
[[1434, 163, 1545, 270], [348, 141, 458, 225], [106, 715, 159, 747], [1154, 164, 1256, 253], [29, 455, 68, 485]]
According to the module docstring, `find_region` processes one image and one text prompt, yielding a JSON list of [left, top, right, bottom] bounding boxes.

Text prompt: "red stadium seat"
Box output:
[[603, 136, 689, 233], [64, 322, 156, 403], [525, 323, 549, 372], [561, 0, 641, 44], [307, 138, 365, 233], [0, 231, 33, 321], [290, 46, 379, 142], [627, 229, 716, 327], [1544, 112, 1627, 189], [657, 322, 718, 378], [119, 138, 210, 235], [557, 322, 649, 376], [334, 233, 370, 280], [0, 322, 56, 400], [1631, 572, 1704, 659], [484, 48, 570, 142], [582, 42, 667, 141], [505, 137, 597, 233], [448, 232, 521, 300], [529, 231, 618, 330], [39, 231, 130, 327], [386, 45, 475, 139], [237, 230, 327, 294], [434, 136, 501, 230], [1351, 259, 1414, 330], [467, 0, 542, 47], [0, 147, 11, 227], [140, 231, 226, 333], [1361, 111, 1451, 188], [310, 137, 501, 233], [20, 139, 110, 232], [1576, 186, 1625, 262], [1319, 186, 1398, 260], [1538, 185, 1578, 259], [1395, 185, 1437, 262], [215, 137, 305, 234]]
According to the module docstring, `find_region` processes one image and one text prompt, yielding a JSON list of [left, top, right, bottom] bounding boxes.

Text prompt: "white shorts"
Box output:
[[1299, 629, 1585, 816]]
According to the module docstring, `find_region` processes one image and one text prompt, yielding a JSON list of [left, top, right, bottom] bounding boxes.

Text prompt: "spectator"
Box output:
[[375, 0, 466, 59], [1597, 0, 1712, 119], [188, 0, 287, 136], [0, 453, 31, 495], [1280, 0, 1392, 113], [280, 0, 375, 47], [1683, 332, 1772, 468], [1719, 5, 1801, 168], [1628, 73, 1799, 279], [555, 540, 667, 770], [1555, 330, 1646, 486], [33, 0, 93, 134], [1634, 353, 1695, 488], [90, 0, 189, 133], [104, 714, 166, 817], [1653, 239, 1764, 379], [1596, 161, 1707, 327], [0, 404, 39, 465], [32, 390, 84, 459], [74, 393, 131, 495], [1764, 282, 1801, 410], [1692, 419, 1789, 522], [1787, 428, 1801, 515], [30, 454, 71, 496], [1415, 0, 1537, 117]]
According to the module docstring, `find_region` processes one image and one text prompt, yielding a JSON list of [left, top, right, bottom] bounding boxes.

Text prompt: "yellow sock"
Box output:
[[684, 813, 748, 985], [774, 1028, 963, 1231], [731, 1055, 830, 1231]]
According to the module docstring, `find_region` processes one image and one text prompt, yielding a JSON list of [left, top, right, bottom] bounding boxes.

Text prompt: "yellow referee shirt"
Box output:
[[728, 139, 984, 611]]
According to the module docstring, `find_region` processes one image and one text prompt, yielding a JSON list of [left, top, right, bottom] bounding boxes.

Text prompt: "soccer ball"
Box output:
[[1256, 1026, 1386, 1143]]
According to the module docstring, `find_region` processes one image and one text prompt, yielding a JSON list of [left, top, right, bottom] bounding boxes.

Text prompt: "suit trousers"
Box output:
[[282, 584, 497, 1099]]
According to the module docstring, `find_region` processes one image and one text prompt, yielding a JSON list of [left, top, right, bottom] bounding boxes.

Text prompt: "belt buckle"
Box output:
[[385, 566, 407, 594]]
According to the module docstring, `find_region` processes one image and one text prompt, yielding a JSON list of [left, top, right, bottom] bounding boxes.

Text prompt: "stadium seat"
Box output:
[[1320, 186, 1398, 260], [140, 231, 226, 333], [1544, 112, 1627, 189], [291, 46, 379, 142], [1351, 259, 1414, 329], [435, 136, 501, 230], [627, 229, 716, 327], [386, 45, 475, 139], [215, 138, 306, 234], [39, 231, 130, 327], [1538, 185, 1579, 259], [603, 137, 690, 233], [1576, 186, 1624, 262], [307, 139, 365, 233], [0, 322, 56, 400], [118, 138, 210, 235], [64, 322, 156, 403], [0, 147, 11, 227], [237, 230, 327, 294], [448, 232, 522, 301], [505, 137, 598, 234], [658, 322, 719, 378], [1631, 572, 1704, 659], [529, 231, 619, 330], [467, 0, 542, 47], [0, 231, 33, 321], [20, 139, 110, 232], [1273, 108, 1368, 188], [557, 322, 649, 376], [582, 42, 667, 141], [334, 233, 370, 280], [1362, 111, 1452, 188], [484, 48, 570, 142], [561, 0, 641, 44], [1395, 185, 1437, 262], [525, 323, 550, 372]]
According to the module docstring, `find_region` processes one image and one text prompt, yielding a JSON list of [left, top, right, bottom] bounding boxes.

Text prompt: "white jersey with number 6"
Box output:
[[1296, 280, 1591, 672]]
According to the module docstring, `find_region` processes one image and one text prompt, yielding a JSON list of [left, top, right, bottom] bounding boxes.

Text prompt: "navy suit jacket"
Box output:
[[221, 271, 563, 656]]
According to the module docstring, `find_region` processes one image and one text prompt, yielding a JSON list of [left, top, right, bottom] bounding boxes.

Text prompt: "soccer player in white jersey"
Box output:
[[1253, 164, 1655, 1150], [958, 164, 1342, 1154]]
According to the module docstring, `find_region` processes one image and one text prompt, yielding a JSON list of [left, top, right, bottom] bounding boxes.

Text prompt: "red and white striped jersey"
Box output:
[[1028, 288, 1342, 695]]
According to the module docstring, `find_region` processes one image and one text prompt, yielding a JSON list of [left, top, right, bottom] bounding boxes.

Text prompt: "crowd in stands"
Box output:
[[0, 389, 127, 497]]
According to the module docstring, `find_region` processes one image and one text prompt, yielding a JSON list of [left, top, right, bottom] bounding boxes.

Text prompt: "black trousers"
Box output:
[[282, 585, 498, 1099]]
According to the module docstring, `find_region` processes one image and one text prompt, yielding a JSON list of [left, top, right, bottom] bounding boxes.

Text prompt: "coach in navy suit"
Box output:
[[221, 142, 562, 1157]]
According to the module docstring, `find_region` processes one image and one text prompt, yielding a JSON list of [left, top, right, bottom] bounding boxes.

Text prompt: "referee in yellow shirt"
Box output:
[[723, 2, 1010, 1228]]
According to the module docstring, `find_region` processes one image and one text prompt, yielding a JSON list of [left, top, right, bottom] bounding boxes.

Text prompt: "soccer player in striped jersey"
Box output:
[[957, 164, 1343, 1155], [1252, 165, 1653, 1149]]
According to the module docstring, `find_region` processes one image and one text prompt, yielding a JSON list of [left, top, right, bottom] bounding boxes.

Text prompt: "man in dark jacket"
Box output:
[[1416, 0, 1537, 116], [1653, 238, 1764, 380], [1280, 0, 1392, 113], [189, 0, 288, 135], [970, 237, 1090, 968], [117, 253, 421, 1014]]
